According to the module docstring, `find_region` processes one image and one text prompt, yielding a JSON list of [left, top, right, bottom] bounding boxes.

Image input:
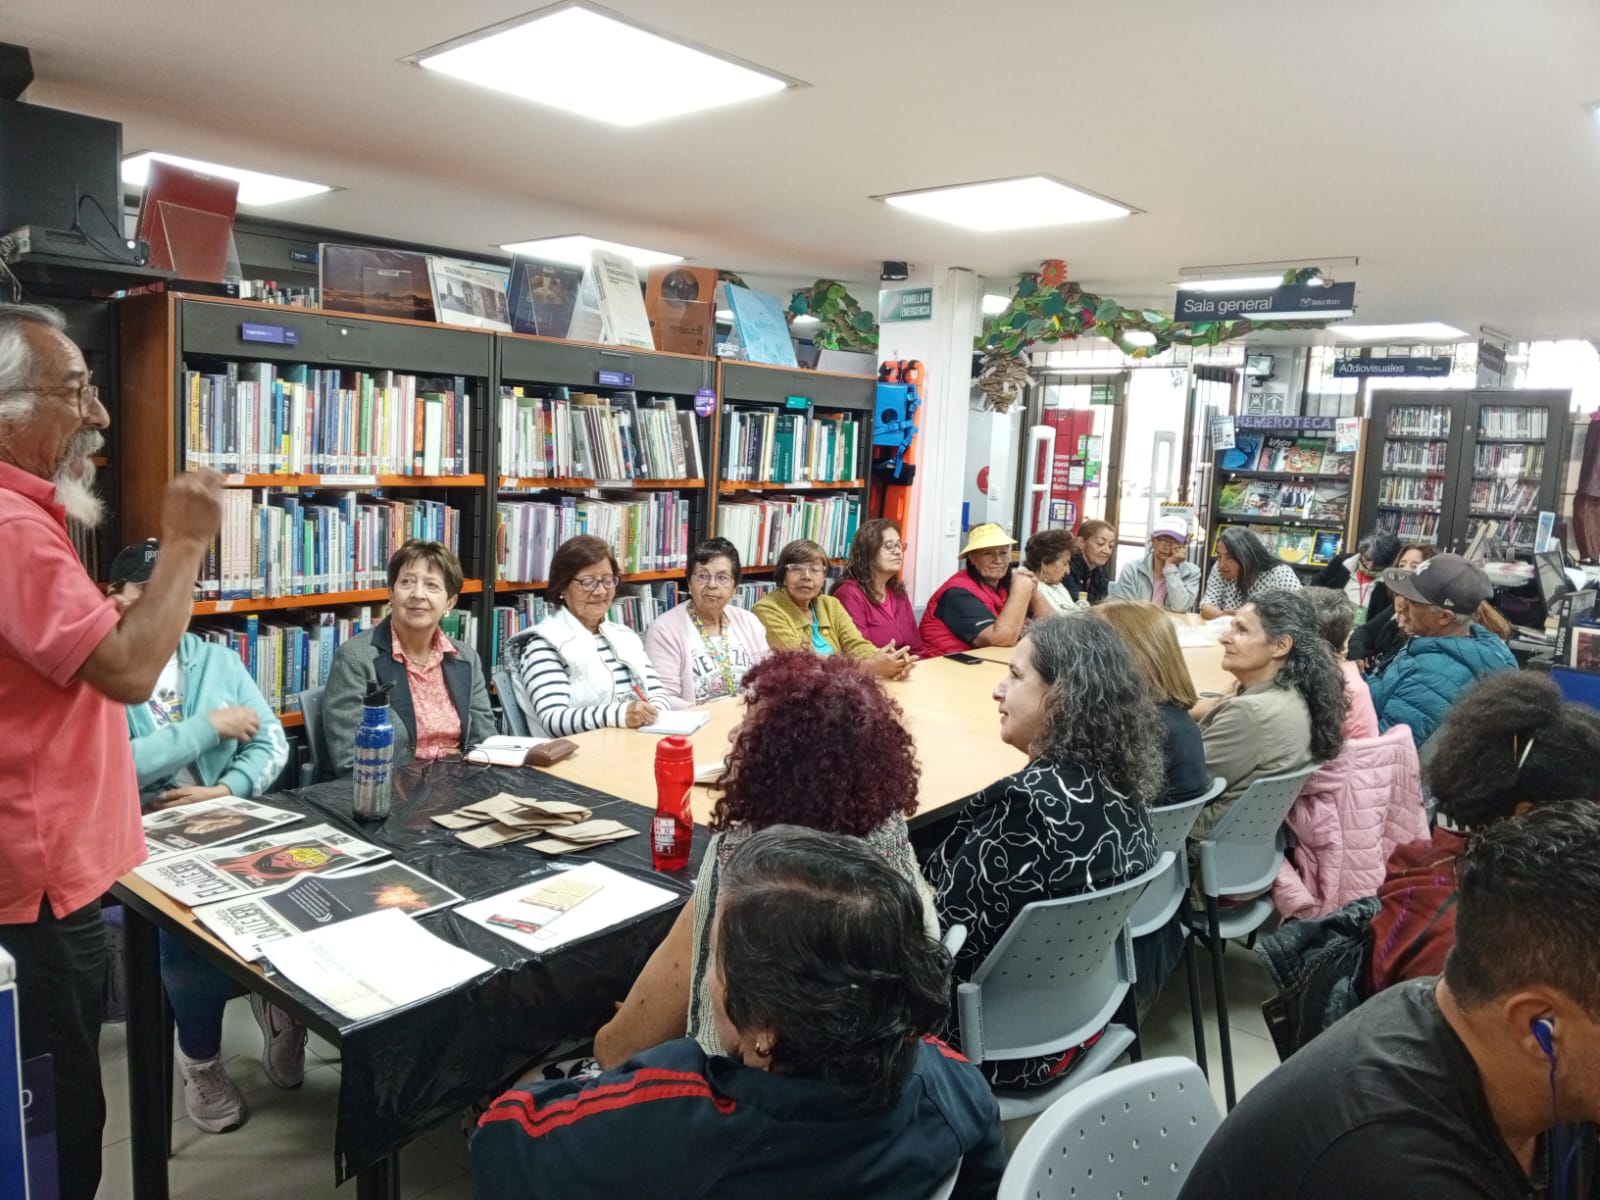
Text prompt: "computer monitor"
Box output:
[[1536, 549, 1572, 611], [0, 98, 122, 237]]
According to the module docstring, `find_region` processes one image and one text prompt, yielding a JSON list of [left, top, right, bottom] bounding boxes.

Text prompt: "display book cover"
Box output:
[[587, 249, 656, 350], [136, 157, 239, 282], [723, 283, 798, 367], [645, 264, 718, 356], [428, 257, 511, 331], [133, 822, 390, 907], [508, 256, 584, 338], [320, 243, 437, 322]]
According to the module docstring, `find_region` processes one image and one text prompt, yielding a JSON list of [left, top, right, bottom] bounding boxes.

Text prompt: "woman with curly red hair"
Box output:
[[593, 651, 934, 1068]]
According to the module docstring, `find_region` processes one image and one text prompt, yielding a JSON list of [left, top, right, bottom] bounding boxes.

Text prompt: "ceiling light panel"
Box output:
[[1170, 276, 1286, 292], [1331, 322, 1467, 342], [879, 176, 1135, 232], [121, 152, 332, 206], [981, 294, 1012, 314], [498, 234, 681, 267], [412, 3, 794, 127]]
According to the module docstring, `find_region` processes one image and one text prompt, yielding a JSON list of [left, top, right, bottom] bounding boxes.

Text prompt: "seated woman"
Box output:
[[1300, 587, 1380, 740], [752, 539, 912, 680], [1309, 529, 1400, 627], [474, 827, 1005, 1200], [832, 519, 926, 656], [1024, 528, 1079, 617], [918, 523, 1036, 656], [923, 615, 1160, 1090], [1109, 516, 1202, 612], [1347, 542, 1434, 673], [1066, 519, 1117, 605], [109, 540, 298, 1134], [1198, 526, 1303, 620], [644, 537, 769, 707], [1193, 590, 1347, 842], [1096, 599, 1212, 803], [593, 652, 935, 1068], [323, 540, 495, 770], [1367, 672, 1600, 995], [506, 535, 672, 735]]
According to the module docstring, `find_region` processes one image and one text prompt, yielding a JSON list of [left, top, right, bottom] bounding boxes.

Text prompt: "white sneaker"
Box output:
[[176, 1048, 246, 1134], [249, 993, 307, 1090]]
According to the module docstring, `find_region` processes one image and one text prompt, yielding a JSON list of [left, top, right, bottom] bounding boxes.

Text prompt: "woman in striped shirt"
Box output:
[[508, 535, 672, 736]]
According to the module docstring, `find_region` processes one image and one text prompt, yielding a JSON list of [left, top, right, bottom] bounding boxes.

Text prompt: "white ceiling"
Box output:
[[14, 0, 1600, 338]]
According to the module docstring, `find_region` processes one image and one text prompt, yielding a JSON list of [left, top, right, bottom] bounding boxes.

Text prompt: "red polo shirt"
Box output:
[[0, 461, 143, 922]]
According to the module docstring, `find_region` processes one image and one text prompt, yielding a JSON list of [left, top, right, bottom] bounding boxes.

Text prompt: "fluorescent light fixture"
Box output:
[[877, 175, 1135, 233], [1170, 275, 1285, 292], [1332, 322, 1467, 342], [121, 152, 332, 206], [982, 294, 1012, 315], [411, 2, 795, 127], [499, 234, 681, 268]]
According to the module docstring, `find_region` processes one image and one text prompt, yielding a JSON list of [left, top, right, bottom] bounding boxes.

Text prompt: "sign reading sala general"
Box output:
[[1173, 281, 1356, 321]]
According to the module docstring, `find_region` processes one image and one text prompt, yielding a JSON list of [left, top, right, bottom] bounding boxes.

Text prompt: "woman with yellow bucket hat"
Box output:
[[919, 524, 1037, 657]]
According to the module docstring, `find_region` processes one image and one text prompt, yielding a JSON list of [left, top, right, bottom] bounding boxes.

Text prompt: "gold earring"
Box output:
[[755, 1041, 768, 1057]]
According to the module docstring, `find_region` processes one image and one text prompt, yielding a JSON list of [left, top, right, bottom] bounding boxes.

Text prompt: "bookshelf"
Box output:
[[713, 361, 874, 572], [1359, 390, 1572, 553], [1207, 415, 1366, 578]]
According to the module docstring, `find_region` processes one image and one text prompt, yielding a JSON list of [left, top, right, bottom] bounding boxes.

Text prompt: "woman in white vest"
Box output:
[[509, 535, 672, 736]]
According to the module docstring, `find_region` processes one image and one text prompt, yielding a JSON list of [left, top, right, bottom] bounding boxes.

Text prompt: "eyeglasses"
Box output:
[[2, 382, 101, 416], [572, 574, 621, 594], [880, 541, 904, 552], [786, 563, 828, 578], [691, 572, 735, 587]]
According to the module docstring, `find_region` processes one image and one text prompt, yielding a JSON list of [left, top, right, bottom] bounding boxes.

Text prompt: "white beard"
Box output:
[[55, 464, 105, 528]]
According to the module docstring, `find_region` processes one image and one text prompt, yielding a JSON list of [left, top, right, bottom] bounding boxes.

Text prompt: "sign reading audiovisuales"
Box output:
[[1332, 356, 1454, 379], [879, 287, 933, 322], [1174, 281, 1356, 322]]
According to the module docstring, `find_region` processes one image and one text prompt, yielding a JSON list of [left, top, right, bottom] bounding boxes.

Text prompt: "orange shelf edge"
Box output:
[[279, 712, 305, 728], [495, 568, 683, 591], [219, 474, 485, 488], [717, 480, 864, 494], [192, 578, 482, 615], [499, 476, 706, 490]]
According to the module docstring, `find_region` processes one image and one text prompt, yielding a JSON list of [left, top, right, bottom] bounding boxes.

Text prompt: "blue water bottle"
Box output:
[[352, 681, 395, 821]]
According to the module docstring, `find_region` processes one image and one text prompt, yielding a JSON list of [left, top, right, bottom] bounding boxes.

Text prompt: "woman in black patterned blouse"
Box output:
[[924, 613, 1161, 1090]]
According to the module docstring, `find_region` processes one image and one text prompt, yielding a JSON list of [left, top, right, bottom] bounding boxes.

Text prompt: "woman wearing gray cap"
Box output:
[[1367, 554, 1518, 751], [1110, 515, 1202, 612]]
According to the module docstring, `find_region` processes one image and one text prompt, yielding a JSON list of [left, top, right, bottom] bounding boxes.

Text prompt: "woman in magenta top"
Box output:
[[833, 519, 926, 658]]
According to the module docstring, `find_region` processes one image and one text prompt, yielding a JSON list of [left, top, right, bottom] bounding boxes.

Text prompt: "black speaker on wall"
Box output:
[[0, 44, 33, 101]]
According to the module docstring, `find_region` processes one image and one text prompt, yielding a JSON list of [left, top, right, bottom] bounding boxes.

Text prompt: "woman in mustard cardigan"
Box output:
[[752, 539, 914, 680]]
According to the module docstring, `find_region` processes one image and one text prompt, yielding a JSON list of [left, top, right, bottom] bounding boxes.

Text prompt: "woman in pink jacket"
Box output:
[[644, 538, 771, 708], [832, 519, 926, 657]]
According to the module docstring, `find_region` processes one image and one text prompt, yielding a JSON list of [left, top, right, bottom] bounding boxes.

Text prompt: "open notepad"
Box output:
[[639, 710, 710, 735]]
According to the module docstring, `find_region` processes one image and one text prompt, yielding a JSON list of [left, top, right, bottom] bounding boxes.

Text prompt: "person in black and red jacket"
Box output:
[[471, 826, 1004, 1200]]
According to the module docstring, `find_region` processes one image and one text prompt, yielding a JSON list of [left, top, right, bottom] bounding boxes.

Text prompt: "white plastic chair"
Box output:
[[998, 1057, 1221, 1200]]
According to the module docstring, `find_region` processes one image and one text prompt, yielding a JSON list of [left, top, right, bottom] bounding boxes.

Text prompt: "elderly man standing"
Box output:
[[0, 303, 221, 1200]]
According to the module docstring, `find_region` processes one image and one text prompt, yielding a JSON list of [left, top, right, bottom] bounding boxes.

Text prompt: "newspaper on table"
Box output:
[[264, 908, 494, 1022], [193, 861, 464, 961], [133, 822, 389, 907], [457, 861, 679, 955], [142, 796, 303, 861]]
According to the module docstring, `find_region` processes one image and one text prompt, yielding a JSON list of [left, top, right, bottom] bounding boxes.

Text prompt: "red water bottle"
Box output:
[[652, 735, 695, 871]]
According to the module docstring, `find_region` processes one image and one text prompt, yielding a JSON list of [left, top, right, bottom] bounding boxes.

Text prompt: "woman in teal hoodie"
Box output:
[[110, 541, 301, 1136]]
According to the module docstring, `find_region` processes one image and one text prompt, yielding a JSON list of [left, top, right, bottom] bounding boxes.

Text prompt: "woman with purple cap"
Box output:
[[1109, 516, 1202, 612]]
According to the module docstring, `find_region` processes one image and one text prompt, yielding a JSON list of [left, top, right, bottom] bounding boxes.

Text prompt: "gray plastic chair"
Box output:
[[492, 667, 530, 737], [1189, 763, 1319, 1109], [1130, 778, 1226, 1078], [297, 686, 328, 786], [998, 1057, 1221, 1200], [950, 851, 1172, 1122]]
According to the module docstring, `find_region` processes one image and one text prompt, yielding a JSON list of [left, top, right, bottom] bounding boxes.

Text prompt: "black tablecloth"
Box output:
[[236, 759, 697, 1181]]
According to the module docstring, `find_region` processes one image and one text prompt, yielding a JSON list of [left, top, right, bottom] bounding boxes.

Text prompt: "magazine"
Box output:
[[427, 257, 512, 331], [1276, 528, 1315, 564], [134, 823, 389, 907], [193, 861, 463, 960], [143, 797, 303, 861], [459, 861, 679, 955], [1241, 481, 1282, 516], [1218, 432, 1262, 473], [1284, 438, 1326, 475], [1256, 435, 1296, 472]]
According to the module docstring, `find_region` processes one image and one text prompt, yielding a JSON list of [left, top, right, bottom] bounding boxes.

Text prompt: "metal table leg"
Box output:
[[123, 904, 170, 1200]]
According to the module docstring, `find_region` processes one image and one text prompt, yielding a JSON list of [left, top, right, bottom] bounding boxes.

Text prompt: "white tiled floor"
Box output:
[[92, 942, 1280, 1198]]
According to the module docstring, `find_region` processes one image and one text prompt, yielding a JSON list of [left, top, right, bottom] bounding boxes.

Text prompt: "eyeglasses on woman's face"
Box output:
[[691, 572, 735, 588], [786, 562, 828, 578], [572, 573, 621, 594]]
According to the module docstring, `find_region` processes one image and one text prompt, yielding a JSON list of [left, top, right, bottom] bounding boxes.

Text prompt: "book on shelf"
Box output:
[[1277, 481, 1315, 518], [1376, 510, 1440, 542], [645, 265, 717, 356], [1475, 443, 1542, 479], [181, 361, 472, 477], [1479, 406, 1548, 440], [497, 492, 691, 582], [1378, 476, 1445, 509], [1307, 483, 1351, 524], [1386, 405, 1452, 437], [1310, 530, 1344, 565], [717, 494, 861, 566], [427, 257, 512, 332], [507, 256, 584, 338], [722, 284, 798, 368], [1322, 449, 1354, 476], [720, 409, 862, 484], [1382, 439, 1449, 473], [1254, 435, 1296, 472], [492, 581, 683, 662], [319, 244, 436, 322], [193, 606, 386, 717], [1284, 438, 1326, 474], [200, 489, 462, 600], [1218, 433, 1262, 473], [1239, 480, 1282, 517], [497, 387, 703, 482], [1275, 528, 1316, 565], [587, 250, 656, 350]]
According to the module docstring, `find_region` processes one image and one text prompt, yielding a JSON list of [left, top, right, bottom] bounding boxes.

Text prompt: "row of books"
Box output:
[[716, 495, 863, 566], [1470, 479, 1540, 515], [497, 388, 705, 481], [1475, 443, 1544, 478], [1217, 479, 1350, 524], [496, 493, 692, 583], [720, 409, 864, 484], [1218, 434, 1353, 477], [1375, 510, 1441, 542], [182, 362, 472, 477], [1213, 524, 1343, 567], [1377, 477, 1446, 509], [1386, 406, 1452, 437], [236, 280, 319, 307], [204, 490, 461, 600], [1479, 406, 1548, 439], [1382, 440, 1449, 472], [1466, 515, 1537, 550], [193, 608, 381, 716]]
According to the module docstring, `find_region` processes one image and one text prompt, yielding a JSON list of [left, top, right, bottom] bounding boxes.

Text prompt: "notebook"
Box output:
[[639, 710, 711, 735]]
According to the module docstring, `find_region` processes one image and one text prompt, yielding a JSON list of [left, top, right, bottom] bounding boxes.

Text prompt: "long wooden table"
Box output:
[[543, 655, 1027, 825], [959, 637, 1232, 700]]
